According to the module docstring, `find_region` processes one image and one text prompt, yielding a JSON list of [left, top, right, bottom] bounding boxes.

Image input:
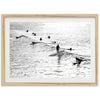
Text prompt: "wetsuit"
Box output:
[[56, 45, 60, 53]]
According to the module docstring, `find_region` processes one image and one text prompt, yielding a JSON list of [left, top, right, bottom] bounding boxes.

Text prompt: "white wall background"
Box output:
[[0, 0, 99, 100]]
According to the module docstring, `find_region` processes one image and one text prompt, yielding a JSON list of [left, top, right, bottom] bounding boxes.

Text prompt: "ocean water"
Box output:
[[10, 30, 91, 79]]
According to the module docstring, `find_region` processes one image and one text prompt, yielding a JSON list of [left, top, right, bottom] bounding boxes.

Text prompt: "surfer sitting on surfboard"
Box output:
[[56, 44, 60, 53]]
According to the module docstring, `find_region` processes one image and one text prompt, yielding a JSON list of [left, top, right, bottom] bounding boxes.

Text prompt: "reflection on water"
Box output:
[[10, 30, 91, 79], [57, 54, 61, 65]]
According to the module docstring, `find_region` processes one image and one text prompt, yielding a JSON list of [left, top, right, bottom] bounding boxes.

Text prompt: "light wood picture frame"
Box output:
[[2, 14, 98, 86]]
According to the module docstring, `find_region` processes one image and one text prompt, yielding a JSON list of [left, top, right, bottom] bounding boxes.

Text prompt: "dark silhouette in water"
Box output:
[[16, 35, 28, 39], [40, 38, 42, 41], [48, 36, 50, 39], [52, 41, 56, 44], [73, 57, 84, 67], [56, 44, 60, 53], [30, 42, 37, 45], [26, 30, 29, 32], [67, 48, 74, 51], [50, 44, 61, 65], [57, 54, 61, 65], [32, 32, 36, 36]]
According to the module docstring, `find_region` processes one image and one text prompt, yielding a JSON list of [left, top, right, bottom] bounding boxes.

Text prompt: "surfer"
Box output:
[[67, 48, 74, 51], [52, 41, 56, 44], [56, 44, 60, 53], [32, 32, 36, 36], [73, 57, 83, 67], [40, 38, 42, 41], [26, 30, 29, 32], [30, 42, 37, 45], [48, 36, 50, 39], [16, 35, 28, 39]]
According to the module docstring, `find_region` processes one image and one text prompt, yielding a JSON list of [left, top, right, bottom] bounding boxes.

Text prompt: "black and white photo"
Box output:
[[2, 14, 98, 85]]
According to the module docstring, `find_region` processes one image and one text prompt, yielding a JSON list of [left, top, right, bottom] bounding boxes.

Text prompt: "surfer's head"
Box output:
[[40, 38, 42, 41], [48, 36, 50, 39], [26, 30, 29, 32]]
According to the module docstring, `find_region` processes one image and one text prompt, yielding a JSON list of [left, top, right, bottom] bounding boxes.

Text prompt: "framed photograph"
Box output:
[[2, 14, 98, 86]]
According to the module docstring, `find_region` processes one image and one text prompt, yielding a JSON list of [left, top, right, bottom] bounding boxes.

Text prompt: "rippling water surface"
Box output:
[[10, 30, 91, 79]]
